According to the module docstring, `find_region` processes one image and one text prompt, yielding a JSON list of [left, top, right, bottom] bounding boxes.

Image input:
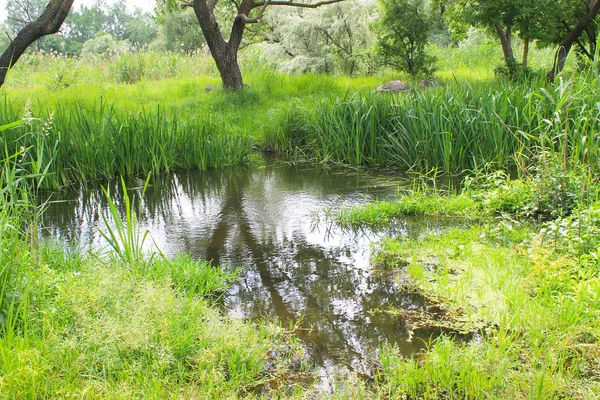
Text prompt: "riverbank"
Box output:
[[0, 165, 314, 398], [327, 164, 600, 398], [2, 58, 599, 189]]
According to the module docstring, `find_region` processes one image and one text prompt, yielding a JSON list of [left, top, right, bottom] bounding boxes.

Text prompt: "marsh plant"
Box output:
[[273, 73, 600, 174], [99, 176, 152, 265]]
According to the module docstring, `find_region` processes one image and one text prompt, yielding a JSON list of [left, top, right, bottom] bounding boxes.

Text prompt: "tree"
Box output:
[[375, 0, 435, 76], [440, 0, 539, 75], [156, 9, 206, 53], [122, 9, 158, 49], [5, 0, 48, 32], [544, 0, 600, 80], [63, 1, 157, 53], [263, 1, 374, 74], [157, 0, 346, 89], [440, 0, 600, 79], [5, 0, 51, 50], [0, 0, 74, 87]]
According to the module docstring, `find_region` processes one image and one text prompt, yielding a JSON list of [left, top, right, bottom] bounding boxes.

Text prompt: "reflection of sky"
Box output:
[[39, 161, 465, 382]]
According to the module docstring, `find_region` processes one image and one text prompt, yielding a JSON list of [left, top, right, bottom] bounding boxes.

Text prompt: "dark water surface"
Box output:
[[40, 158, 467, 383]]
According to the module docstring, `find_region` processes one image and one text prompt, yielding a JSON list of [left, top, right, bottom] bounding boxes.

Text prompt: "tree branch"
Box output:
[[236, 0, 270, 23], [0, 0, 74, 86], [250, 0, 345, 10]]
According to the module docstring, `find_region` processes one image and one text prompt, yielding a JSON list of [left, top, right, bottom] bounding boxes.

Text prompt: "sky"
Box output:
[[0, 0, 155, 23]]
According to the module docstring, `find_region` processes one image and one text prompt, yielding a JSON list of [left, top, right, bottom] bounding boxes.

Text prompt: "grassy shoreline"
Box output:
[[1, 49, 599, 397], [3, 55, 599, 190], [327, 170, 600, 398]]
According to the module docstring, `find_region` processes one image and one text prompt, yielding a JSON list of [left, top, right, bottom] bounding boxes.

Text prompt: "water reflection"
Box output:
[[39, 158, 468, 378]]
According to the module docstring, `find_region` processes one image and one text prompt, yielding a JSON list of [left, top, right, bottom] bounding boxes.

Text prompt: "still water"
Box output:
[[40, 158, 467, 381]]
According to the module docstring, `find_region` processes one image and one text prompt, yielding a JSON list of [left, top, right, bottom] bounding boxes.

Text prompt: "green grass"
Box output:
[[331, 162, 600, 398], [3, 47, 596, 184], [335, 191, 481, 227], [0, 250, 305, 398], [0, 147, 306, 398], [271, 71, 600, 173], [0, 99, 252, 188], [368, 223, 600, 399]]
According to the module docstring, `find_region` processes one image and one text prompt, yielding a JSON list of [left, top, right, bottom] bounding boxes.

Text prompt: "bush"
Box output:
[[113, 53, 145, 83], [81, 32, 128, 56]]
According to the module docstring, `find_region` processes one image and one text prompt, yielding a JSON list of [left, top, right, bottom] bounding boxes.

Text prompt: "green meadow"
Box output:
[[1, 41, 600, 399]]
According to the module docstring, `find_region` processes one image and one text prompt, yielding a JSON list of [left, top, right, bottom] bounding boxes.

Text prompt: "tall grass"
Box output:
[[270, 72, 600, 174], [0, 99, 251, 189]]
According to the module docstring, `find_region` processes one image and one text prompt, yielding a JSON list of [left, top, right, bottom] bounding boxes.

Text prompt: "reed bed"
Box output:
[[270, 73, 600, 174], [0, 99, 251, 189]]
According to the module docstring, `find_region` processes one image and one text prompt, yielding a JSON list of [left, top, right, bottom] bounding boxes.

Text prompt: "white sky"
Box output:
[[0, 0, 155, 23]]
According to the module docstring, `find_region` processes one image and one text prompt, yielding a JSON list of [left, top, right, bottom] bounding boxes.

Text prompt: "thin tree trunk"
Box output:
[[495, 24, 516, 74], [0, 0, 74, 87], [548, 0, 600, 81], [522, 37, 530, 70]]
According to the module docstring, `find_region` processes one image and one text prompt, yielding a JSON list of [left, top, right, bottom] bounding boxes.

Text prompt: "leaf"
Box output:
[[0, 120, 25, 132]]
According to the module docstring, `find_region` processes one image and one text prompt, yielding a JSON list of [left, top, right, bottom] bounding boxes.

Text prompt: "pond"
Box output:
[[39, 157, 470, 385]]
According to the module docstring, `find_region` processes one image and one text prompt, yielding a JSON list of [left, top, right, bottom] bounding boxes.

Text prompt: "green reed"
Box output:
[[271, 73, 600, 174], [0, 99, 251, 189]]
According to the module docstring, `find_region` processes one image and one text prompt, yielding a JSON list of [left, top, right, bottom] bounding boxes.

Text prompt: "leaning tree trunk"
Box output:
[[495, 24, 517, 75], [548, 0, 600, 81], [192, 0, 246, 89], [0, 0, 74, 87]]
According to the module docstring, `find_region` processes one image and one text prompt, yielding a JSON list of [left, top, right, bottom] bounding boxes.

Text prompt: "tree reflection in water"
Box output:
[[39, 158, 469, 378]]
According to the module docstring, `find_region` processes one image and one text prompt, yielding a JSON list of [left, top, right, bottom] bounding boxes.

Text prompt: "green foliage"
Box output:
[[99, 177, 151, 265], [0, 100, 252, 189], [540, 202, 600, 267], [154, 9, 206, 54], [263, 1, 375, 75], [375, 0, 436, 75], [0, 253, 301, 397], [65, 0, 157, 52], [112, 53, 146, 83], [5, 0, 46, 34], [81, 32, 128, 56], [153, 255, 236, 297], [274, 72, 600, 173], [335, 191, 481, 227]]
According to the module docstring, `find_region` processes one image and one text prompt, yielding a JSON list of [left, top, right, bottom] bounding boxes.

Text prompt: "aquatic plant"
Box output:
[[273, 73, 600, 174], [0, 100, 252, 189]]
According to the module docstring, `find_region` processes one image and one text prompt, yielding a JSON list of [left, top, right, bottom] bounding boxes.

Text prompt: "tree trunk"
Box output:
[[0, 0, 73, 87], [548, 0, 600, 81], [213, 47, 244, 89], [522, 37, 530, 70], [495, 24, 517, 74], [192, 0, 246, 89]]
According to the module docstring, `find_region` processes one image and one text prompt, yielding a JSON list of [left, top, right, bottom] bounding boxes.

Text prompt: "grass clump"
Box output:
[[336, 191, 481, 227], [0, 253, 302, 398]]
